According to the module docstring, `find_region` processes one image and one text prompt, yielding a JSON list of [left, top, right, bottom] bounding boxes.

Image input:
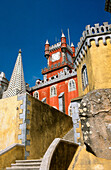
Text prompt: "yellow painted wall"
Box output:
[[0, 96, 23, 151], [77, 38, 111, 97], [0, 144, 25, 170], [68, 145, 111, 170], [77, 46, 94, 96], [90, 39, 111, 89], [26, 94, 73, 159]]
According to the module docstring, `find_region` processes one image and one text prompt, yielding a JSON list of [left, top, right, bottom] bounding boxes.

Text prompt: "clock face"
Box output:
[[67, 53, 73, 63], [52, 52, 60, 62]]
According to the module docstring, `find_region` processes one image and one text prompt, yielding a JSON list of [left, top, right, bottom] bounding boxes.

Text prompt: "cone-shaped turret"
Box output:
[[45, 40, 50, 59], [2, 49, 26, 98], [61, 32, 65, 38], [71, 42, 75, 57]]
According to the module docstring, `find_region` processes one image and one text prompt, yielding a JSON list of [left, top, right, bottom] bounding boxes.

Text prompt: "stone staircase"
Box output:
[[6, 159, 42, 170]]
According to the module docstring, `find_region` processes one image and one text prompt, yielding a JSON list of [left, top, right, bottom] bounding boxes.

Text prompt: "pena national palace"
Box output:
[[0, 17, 111, 170]]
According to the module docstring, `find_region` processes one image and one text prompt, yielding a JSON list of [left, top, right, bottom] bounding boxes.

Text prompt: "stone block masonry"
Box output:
[[79, 88, 111, 160]]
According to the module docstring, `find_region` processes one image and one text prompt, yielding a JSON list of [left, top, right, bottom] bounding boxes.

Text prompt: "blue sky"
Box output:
[[0, 0, 110, 86]]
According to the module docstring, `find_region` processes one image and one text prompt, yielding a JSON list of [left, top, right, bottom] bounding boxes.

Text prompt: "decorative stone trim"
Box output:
[[25, 94, 31, 160], [17, 93, 31, 160], [17, 94, 27, 146], [42, 60, 74, 74]]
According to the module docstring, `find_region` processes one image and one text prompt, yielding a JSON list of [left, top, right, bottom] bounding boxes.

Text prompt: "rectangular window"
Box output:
[[59, 92, 65, 113]]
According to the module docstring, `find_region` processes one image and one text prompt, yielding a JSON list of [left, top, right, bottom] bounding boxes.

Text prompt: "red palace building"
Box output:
[[29, 33, 79, 116]]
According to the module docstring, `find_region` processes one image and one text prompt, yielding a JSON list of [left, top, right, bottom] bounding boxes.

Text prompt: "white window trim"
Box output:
[[33, 90, 39, 99], [68, 79, 76, 92], [50, 85, 57, 97], [82, 64, 88, 90]]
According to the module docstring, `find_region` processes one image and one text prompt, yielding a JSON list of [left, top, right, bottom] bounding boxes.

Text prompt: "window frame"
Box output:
[[81, 64, 88, 90], [68, 79, 76, 92], [33, 90, 39, 99], [50, 85, 57, 97]]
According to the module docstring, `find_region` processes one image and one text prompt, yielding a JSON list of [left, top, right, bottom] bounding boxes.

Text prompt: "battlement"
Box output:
[[49, 42, 73, 54], [42, 60, 74, 74], [74, 22, 111, 69], [49, 42, 61, 51], [28, 68, 77, 92], [75, 22, 111, 56]]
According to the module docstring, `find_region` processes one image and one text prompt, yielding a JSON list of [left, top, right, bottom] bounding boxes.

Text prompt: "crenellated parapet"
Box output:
[[49, 42, 61, 52], [28, 68, 77, 92], [74, 22, 111, 69], [49, 42, 73, 54], [42, 60, 74, 74]]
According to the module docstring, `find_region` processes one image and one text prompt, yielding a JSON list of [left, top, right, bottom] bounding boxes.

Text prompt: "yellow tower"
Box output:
[[74, 22, 111, 97]]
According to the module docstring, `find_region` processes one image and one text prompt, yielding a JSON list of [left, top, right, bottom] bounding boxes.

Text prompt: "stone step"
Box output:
[[6, 159, 42, 170], [6, 167, 39, 170], [15, 159, 42, 163], [11, 162, 41, 167]]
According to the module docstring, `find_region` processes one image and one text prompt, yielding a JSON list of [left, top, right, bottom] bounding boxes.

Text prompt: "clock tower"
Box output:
[[30, 32, 78, 115], [43, 33, 75, 79]]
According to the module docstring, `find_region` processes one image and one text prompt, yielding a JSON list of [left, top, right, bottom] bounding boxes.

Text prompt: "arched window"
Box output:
[[33, 91, 39, 99], [68, 104, 72, 117], [68, 79, 76, 92], [82, 65, 88, 90], [50, 85, 57, 97]]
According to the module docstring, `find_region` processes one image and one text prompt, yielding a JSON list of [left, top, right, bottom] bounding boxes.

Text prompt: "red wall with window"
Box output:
[[32, 76, 78, 115]]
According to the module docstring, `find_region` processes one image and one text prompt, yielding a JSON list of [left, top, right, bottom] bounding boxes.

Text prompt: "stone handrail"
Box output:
[[40, 138, 79, 170], [0, 143, 24, 156], [0, 143, 25, 169]]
